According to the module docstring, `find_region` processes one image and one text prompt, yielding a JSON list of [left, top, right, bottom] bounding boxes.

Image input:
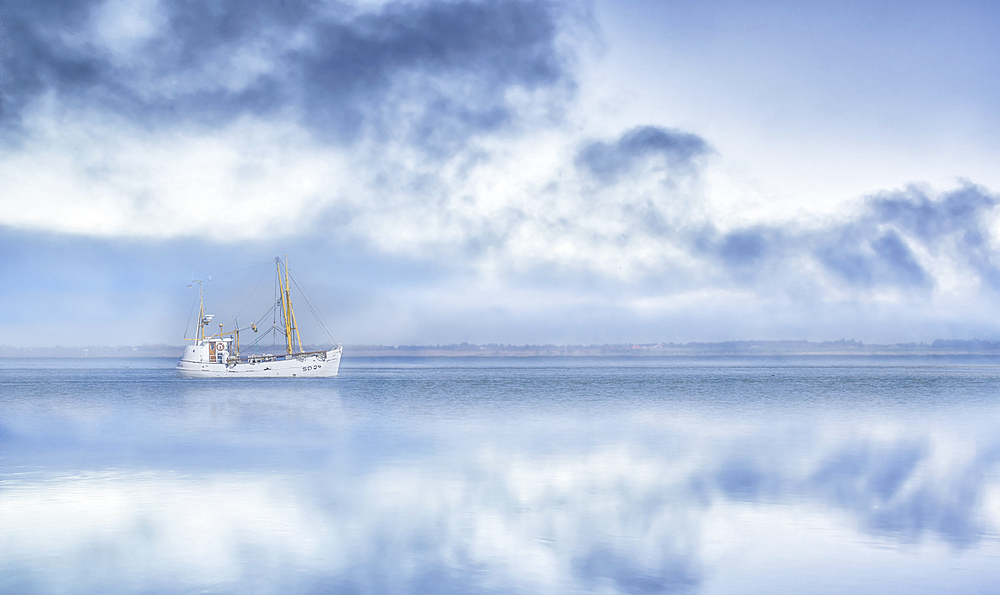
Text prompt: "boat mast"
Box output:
[[278, 256, 305, 354], [278, 257, 292, 353], [196, 279, 205, 343]]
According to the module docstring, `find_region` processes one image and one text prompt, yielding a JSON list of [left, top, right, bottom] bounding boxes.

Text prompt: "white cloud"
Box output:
[[6, 0, 1000, 345], [88, 0, 168, 59], [0, 101, 352, 240], [0, 92, 711, 279]]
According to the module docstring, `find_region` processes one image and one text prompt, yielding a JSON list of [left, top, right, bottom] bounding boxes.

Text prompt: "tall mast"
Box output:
[[195, 279, 205, 343], [277, 255, 305, 354], [278, 257, 293, 354]]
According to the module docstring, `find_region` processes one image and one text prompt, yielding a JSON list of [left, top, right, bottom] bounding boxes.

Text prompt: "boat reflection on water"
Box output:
[[1, 358, 999, 594]]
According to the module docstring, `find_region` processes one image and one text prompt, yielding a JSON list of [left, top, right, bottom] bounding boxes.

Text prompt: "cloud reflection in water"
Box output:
[[1, 360, 999, 594]]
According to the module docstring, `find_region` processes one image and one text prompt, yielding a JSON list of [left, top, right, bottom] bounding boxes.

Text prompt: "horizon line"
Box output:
[[4, 339, 1000, 358]]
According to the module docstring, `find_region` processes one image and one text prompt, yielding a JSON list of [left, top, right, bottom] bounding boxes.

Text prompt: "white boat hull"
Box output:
[[176, 347, 342, 378]]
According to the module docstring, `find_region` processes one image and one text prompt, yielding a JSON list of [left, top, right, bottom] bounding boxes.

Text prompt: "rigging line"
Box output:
[[212, 261, 271, 279], [238, 306, 281, 354], [242, 319, 274, 353], [244, 331, 271, 352], [273, 263, 280, 354], [299, 287, 335, 346], [250, 301, 280, 328], [243, 323, 277, 351], [182, 293, 198, 340], [289, 274, 326, 343], [242, 301, 280, 353], [289, 273, 337, 345], [231, 266, 270, 322], [216, 266, 272, 330]]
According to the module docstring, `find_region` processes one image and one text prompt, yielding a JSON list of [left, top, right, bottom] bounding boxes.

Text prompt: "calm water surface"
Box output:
[[2, 356, 999, 594]]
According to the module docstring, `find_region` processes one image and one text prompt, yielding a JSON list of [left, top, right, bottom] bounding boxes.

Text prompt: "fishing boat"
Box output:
[[176, 257, 342, 378]]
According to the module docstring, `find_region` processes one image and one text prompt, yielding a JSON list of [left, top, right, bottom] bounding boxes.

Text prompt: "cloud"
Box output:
[[814, 227, 932, 290], [575, 125, 711, 184], [4, 183, 1000, 346], [869, 185, 1000, 289], [0, 0, 586, 247], [7, 0, 994, 299], [687, 184, 999, 298], [4, 0, 1000, 343], [815, 185, 997, 292], [1, 0, 571, 149]]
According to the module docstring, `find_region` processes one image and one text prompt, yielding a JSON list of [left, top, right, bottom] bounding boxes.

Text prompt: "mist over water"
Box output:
[[2, 357, 1000, 594]]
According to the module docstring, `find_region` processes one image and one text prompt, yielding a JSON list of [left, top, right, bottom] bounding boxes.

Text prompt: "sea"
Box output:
[[1, 356, 999, 594]]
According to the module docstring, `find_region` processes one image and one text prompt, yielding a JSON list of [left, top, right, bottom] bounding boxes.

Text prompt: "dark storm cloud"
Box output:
[[576, 126, 710, 184], [1, 0, 570, 149]]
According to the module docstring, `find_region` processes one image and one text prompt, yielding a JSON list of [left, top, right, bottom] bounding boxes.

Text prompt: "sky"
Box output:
[[3, 0, 1000, 347]]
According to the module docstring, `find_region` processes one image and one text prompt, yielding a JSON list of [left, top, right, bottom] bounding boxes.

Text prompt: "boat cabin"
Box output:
[[181, 321, 235, 364]]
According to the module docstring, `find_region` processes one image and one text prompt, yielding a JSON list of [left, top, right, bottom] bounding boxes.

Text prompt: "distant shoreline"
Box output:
[[3, 340, 1000, 358]]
